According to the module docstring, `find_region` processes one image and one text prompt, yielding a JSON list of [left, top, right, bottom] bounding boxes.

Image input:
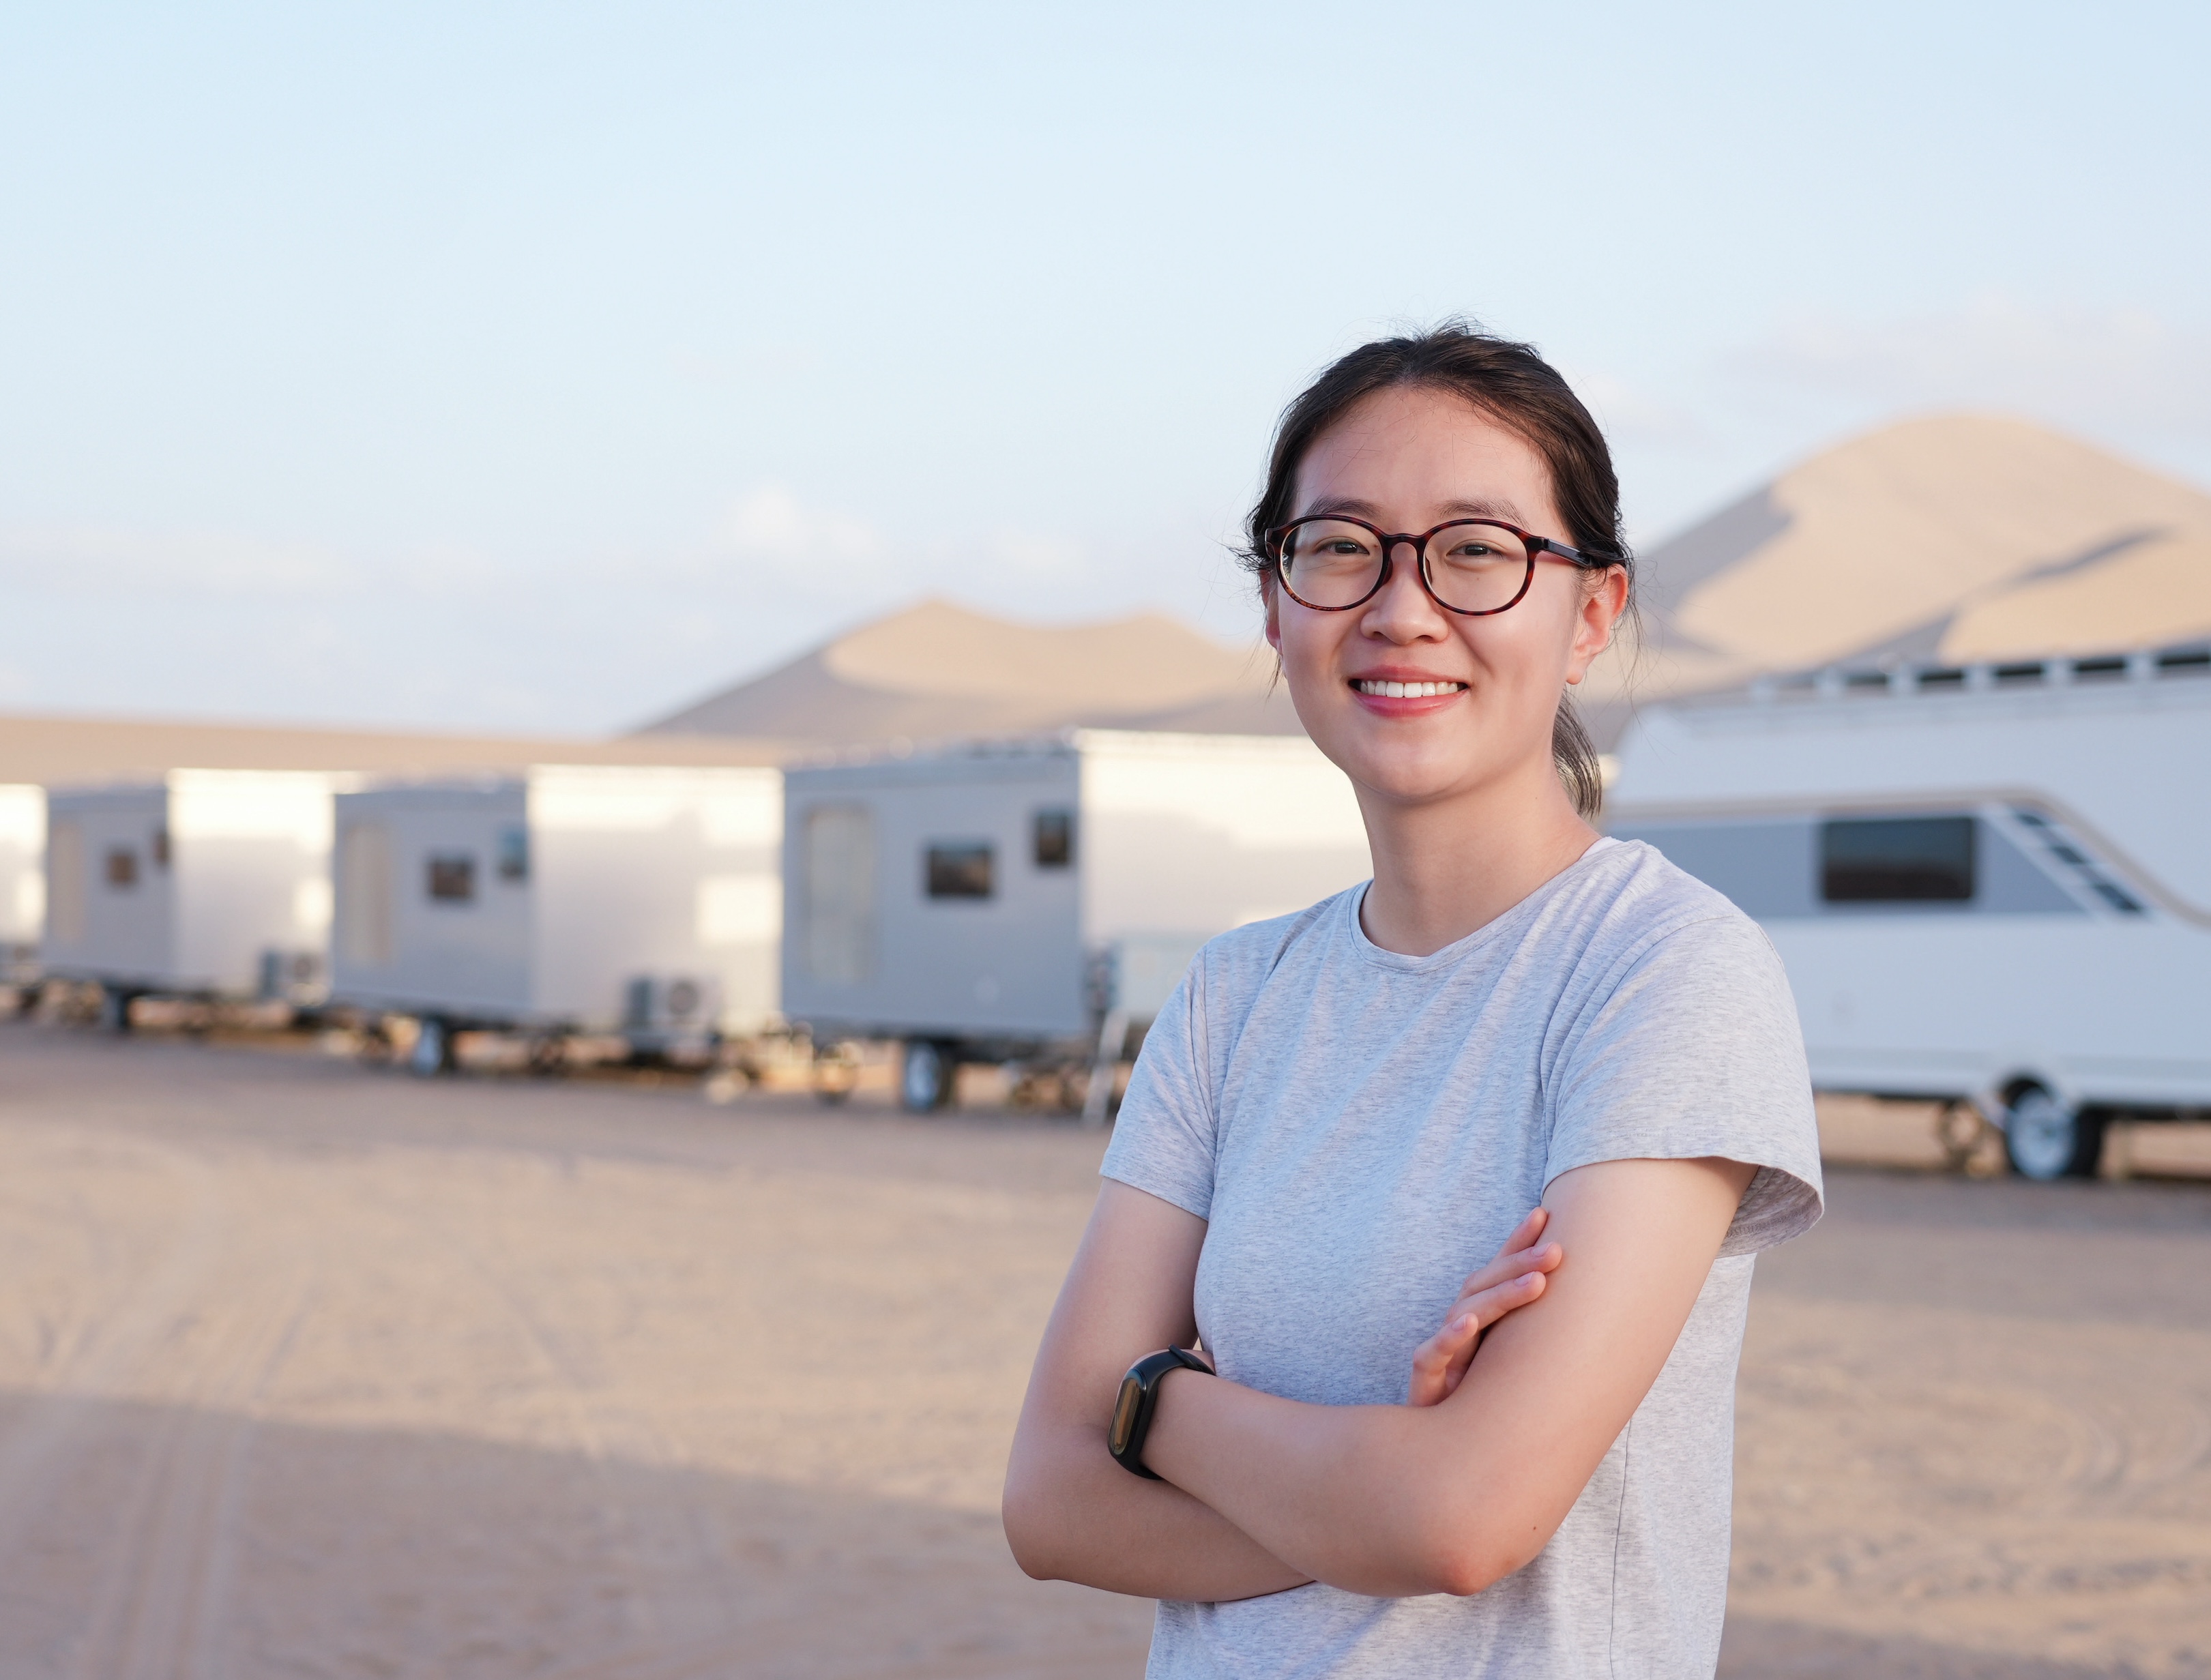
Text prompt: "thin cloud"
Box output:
[[1561, 368, 1708, 450], [0, 528, 357, 598], [1735, 295, 2211, 436]]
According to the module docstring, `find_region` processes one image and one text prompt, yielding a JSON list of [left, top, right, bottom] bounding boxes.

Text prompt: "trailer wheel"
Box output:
[[899, 1039, 955, 1112], [2003, 1085, 2103, 1180], [98, 986, 138, 1035], [810, 1040, 860, 1105], [409, 1016, 456, 1078]]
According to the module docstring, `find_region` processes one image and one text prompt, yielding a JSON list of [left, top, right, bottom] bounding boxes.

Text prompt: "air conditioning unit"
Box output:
[[621, 973, 722, 1060], [258, 947, 328, 1006]]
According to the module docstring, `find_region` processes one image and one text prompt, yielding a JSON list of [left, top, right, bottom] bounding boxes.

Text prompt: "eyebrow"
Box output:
[[1295, 495, 1528, 527]]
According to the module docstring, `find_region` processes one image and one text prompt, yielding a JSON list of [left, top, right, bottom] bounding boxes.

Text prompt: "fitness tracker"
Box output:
[[1108, 1345, 1214, 1479]]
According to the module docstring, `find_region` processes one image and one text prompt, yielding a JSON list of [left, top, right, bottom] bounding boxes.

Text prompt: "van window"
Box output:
[[804, 806, 875, 983], [926, 842, 994, 900], [426, 853, 477, 903], [1034, 808, 1074, 868], [1821, 816, 1976, 902]]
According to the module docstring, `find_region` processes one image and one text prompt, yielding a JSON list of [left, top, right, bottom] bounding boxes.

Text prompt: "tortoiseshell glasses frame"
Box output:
[[1267, 515, 1614, 617]]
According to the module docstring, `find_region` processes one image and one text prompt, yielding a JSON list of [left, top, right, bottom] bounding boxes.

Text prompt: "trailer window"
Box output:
[[926, 842, 995, 900], [1034, 808, 1074, 868], [1821, 816, 1976, 903], [105, 847, 138, 889], [426, 853, 477, 904], [496, 825, 529, 883]]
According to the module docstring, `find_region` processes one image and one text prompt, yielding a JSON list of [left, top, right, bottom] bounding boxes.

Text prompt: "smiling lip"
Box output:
[[1351, 678, 1467, 698], [1347, 672, 1469, 713]]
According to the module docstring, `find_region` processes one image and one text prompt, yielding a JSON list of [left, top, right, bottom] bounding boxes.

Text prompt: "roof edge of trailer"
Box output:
[[44, 767, 366, 798], [782, 725, 1326, 772], [332, 763, 783, 796], [1658, 639, 2211, 716]]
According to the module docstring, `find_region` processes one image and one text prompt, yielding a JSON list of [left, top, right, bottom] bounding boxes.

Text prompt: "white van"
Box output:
[[329, 765, 781, 1071], [42, 771, 342, 1020], [780, 729, 1372, 1111], [1607, 643, 2211, 1179]]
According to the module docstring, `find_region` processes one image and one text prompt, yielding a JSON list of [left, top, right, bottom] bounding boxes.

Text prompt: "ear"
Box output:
[[1262, 576, 1282, 651], [1564, 566, 1628, 687]]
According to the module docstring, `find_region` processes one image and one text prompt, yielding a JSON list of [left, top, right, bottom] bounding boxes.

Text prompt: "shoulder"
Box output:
[[1543, 846, 1823, 1252], [1182, 887, 1358, 1011], [1538, 840, 1806, 1102], [1545, 840, 1785, 990]]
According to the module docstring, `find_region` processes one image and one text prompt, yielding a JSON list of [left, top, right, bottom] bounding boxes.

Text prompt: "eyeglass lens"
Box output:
[[1277, 519, 1531, 613]]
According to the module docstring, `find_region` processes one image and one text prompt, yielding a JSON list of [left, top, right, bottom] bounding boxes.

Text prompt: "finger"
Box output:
[[1459, 1207, 1551, 1291], [1441, 1273, 1547, 1357], [1437, 1272, 1548, 1396], [1462, 1269, 1548, 1329], [1454, 1239, 1564, 1305], [1496, 1205, 1548, 1258], [1407, 1312, 1482, 1406]]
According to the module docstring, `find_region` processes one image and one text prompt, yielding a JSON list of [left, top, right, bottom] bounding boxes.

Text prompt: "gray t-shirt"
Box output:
[[1100, 838, 1822, 1679]]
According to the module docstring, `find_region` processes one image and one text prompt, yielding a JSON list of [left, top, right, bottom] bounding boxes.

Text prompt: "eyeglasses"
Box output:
[[1268, 515, 1609, 617]]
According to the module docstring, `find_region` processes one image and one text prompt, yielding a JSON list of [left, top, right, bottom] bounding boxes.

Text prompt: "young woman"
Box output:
[[1003, 324, 1822, 1677]]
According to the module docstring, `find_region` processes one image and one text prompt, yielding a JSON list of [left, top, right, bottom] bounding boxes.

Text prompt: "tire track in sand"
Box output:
[[0, 1132, 228, 1576], [59, 1194, 321, 1680]]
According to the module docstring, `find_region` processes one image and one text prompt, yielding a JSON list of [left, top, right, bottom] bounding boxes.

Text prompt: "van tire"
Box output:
[[899, 1039, 955, 1112], [2003, 1085, 2103, 1180]]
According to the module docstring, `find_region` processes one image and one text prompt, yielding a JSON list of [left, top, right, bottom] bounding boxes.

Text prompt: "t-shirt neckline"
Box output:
[[1346, 836, 1627, 975]]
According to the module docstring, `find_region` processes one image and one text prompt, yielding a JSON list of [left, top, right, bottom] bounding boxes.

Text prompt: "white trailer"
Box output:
[[42, 771, 342, 1020], [328, 764, 781, 1070], [780, 728, 1373, 1111], [0, 785, 44, 983], [1606, 643, 2211, 1179]]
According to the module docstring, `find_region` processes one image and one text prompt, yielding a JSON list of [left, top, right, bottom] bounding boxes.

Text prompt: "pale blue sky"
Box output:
[[3, 1, 2206, 733]]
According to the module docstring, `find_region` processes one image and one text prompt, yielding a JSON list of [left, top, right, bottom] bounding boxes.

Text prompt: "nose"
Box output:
[[1361, 538, 1448, 641]]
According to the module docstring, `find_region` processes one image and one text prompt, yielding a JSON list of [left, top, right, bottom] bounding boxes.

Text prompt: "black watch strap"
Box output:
[[1107, 1345, 1214, 1479]]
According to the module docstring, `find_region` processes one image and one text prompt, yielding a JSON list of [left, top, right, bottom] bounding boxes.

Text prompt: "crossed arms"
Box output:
[[1001, 1154, 1755, 1602]]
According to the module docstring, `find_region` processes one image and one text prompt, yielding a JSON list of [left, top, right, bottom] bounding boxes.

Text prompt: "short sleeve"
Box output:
[[1546, 911, 1824, 1256], [1099, 949, 1220, 1220]]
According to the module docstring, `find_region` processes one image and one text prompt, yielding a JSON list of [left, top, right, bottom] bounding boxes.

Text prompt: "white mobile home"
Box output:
[[329, 764, 781, 1067], [42, 771, 341, 1014], [780, 729, 1373, 1108], [0, 785, 44, 982], [1607, 644, 2211, 1179]]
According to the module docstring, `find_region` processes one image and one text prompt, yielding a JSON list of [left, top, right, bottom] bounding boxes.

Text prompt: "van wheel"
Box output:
[[2003, 1085, 2103, 1180], [409, 1017, 456, 1078], [899, 1040, 954, 1112]]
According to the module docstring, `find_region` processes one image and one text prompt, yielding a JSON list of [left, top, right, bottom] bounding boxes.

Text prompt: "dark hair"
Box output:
[[1240, 320, 1632, 818]]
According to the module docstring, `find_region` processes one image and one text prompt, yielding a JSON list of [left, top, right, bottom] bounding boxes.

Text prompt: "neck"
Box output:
[[1353, 751, 1598, 958]]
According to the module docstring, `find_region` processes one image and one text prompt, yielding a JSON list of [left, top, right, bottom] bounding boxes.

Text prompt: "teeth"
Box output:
[[1356, 680, 1463, 698]]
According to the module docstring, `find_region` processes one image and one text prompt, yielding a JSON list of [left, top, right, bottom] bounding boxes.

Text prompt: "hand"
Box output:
[[1405, 1207, 1562, 1406]]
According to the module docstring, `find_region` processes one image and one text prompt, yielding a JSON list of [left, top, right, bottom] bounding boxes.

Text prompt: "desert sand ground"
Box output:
[[0, 1025, 2206, 1679]]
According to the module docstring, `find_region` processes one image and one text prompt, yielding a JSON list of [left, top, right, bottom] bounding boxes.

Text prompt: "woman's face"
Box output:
[[1265, 385, 1626, 810]]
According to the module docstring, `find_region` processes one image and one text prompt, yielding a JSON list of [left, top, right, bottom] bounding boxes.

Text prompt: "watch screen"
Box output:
[[1110, 1375, 1143, 1454]]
